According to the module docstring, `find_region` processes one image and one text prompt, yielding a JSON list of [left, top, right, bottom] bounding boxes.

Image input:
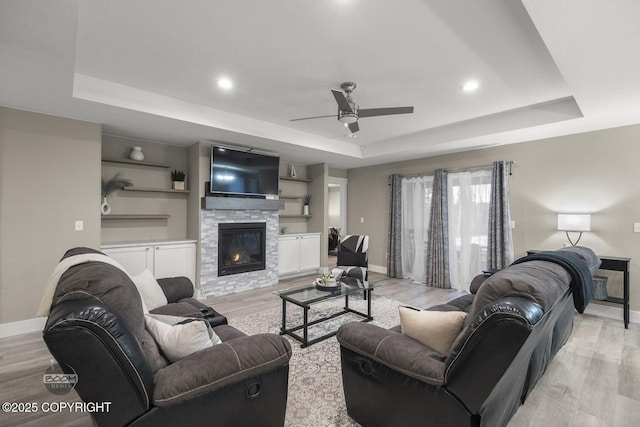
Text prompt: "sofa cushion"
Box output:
[[145, 314, 221, 363], [337, 322, 447, 386], [212, 324, 247, 342], [139, 329, 169, 373], [152, 334, 292, 406], [426, 293, 475, 313], [399, 306, 467, 356], [150, 301, 204, 318], [132, 269, 168, 311]]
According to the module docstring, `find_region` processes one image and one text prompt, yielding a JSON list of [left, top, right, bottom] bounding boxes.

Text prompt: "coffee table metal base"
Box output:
[[279, 289, 373, 348]]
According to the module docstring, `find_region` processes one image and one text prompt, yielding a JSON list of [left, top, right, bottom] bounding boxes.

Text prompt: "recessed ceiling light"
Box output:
[[462, 80, 479, 92], [218, 77, 233, 90]]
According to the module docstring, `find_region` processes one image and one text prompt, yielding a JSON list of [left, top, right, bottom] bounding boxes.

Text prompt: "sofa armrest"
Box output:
[[44, 300, 155, 426], [152, 333, 292, 406], [336, 322, 446, 386], [156, 277, 194, 303]]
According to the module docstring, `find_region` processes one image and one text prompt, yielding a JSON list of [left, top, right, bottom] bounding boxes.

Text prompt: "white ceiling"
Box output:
[[2, 0, 640, 168]]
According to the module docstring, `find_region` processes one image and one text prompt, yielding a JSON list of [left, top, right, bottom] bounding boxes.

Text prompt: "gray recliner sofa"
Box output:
[[337, 247, 599, 427], [42, 247, 292, 427]]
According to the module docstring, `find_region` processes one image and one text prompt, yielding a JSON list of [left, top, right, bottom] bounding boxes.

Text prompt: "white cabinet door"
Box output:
[[153, 243, 196, 284], [299, 234, 320, 271], [102, 246, 153, 276], [278, 235, 300, 275]]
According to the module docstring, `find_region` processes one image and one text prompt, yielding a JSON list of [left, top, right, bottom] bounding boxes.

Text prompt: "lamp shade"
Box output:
[[557, 214, 591, 232]]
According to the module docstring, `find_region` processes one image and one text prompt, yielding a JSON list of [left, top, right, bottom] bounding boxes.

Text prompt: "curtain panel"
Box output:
[[487, 161, 514, 270], [387, 174, 403, 278], [447, 170, 491, 291], [425, 169, 450, 288], [400, 176, 434, 283]]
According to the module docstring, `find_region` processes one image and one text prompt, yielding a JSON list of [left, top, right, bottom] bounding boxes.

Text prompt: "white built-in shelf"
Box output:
[[279, 176, 312, 183], [102, 158, 171, 168], [280, 214, 312, 219], [122, 186, 190, 194], [280, 195, 303, 200], [101, 214, 170, 220]]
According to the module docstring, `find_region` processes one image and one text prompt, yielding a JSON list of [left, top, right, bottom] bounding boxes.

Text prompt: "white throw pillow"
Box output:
[[399, 306, 467, 356], [132, 269, 168, 312], [144, 314, 221, 363]]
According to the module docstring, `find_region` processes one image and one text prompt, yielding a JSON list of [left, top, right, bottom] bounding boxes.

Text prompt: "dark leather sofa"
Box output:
[[337, 248, 598, 427], [42, 247, 292, 427]]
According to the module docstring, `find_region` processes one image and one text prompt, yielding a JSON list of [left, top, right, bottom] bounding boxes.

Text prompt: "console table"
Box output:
[[527, 251, 631, 329]]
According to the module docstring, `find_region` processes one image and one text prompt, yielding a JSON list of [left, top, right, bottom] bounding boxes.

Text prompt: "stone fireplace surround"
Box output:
[[200, 197, 283, 297]]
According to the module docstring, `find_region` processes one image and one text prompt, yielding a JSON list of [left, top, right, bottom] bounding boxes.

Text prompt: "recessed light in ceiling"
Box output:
[[218, 77, 233, 90], [462, 80, 479, 92]]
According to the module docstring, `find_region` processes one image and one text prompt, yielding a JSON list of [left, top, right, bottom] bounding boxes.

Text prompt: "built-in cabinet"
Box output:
[[278, 233, 321, 275], [101, 240, 196, 284]]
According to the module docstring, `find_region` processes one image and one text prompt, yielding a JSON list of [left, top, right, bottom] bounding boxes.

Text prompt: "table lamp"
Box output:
[[557, 213, 591, 246]]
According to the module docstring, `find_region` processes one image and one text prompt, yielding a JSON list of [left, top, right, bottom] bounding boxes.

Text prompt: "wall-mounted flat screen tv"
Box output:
[[210, 145, 279, 197]]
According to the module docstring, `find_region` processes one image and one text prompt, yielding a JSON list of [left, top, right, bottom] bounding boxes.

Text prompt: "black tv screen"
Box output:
[[210, 146, 279, 196]]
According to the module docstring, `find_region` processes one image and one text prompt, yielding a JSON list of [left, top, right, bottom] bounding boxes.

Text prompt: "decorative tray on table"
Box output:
[[314, 275, 340, 291]]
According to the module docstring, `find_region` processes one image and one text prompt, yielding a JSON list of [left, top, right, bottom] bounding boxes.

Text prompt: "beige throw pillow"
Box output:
[[132, 269, 168, 312], [399, 306, 467, 356], [145, 314, 221, 363]]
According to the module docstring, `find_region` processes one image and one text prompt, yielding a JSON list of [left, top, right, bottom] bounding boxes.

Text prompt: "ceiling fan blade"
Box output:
[[358, 106, 414, 118], [348, 121, 359, 133], [290, 114, 336, 121], [331, 89, 353, 113]]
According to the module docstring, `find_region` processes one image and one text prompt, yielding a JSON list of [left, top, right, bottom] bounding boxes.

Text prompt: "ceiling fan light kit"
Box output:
[[292, 81, 414, 133], [338, 111, 358, 124]]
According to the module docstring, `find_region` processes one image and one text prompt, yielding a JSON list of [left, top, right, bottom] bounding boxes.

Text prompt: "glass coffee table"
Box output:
[[274, 277, 376, 347]]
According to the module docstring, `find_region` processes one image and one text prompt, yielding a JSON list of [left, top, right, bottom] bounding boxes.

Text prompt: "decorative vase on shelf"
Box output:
[[129, 146, 144, 161], [101, 197, 112, 215], [290, 164, 297, 178], [303, 204, 309, 216]]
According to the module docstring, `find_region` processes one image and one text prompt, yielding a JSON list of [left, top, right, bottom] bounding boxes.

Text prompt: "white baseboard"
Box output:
[[584, 303, 639, 325], [369, 264, 387, 275], [0, 317, 47, 339]]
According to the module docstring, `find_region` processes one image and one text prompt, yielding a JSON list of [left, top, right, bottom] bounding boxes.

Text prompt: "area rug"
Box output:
[[228, 294, 403, 427]]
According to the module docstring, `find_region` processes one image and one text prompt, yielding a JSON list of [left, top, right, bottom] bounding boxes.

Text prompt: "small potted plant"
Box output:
[[171, 170, 186, 190], [302, 194, 311, 216]]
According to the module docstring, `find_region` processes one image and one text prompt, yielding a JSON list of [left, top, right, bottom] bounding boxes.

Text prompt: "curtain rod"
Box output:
[[393, 160, 516, 179]]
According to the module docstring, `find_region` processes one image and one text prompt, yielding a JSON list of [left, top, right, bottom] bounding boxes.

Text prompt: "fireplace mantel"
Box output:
[[201, 196, 284, 211]]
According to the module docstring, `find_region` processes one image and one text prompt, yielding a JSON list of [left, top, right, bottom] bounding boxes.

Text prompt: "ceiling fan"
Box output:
[[291, 82, 414, 133]]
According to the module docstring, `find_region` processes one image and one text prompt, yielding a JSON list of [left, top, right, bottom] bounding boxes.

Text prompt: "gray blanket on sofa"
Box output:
[[511, 250, 594, 313]]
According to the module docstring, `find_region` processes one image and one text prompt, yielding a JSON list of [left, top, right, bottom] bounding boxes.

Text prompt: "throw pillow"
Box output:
[[132, 269, 168, 312], [399, 306, 467, 356], [144, 314, 221, 363]]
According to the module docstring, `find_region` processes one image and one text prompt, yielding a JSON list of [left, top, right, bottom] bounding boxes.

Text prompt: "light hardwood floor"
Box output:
[[0, 271, 638, 426]]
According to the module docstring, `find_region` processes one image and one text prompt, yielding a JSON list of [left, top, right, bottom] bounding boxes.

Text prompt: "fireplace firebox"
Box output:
[[218, 222, 266, 276]]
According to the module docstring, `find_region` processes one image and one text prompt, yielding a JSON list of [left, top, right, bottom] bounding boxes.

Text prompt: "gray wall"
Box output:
[[347, 124, 640, 311], [0, 107, 101, 323], [307, 163, 329, 268]]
